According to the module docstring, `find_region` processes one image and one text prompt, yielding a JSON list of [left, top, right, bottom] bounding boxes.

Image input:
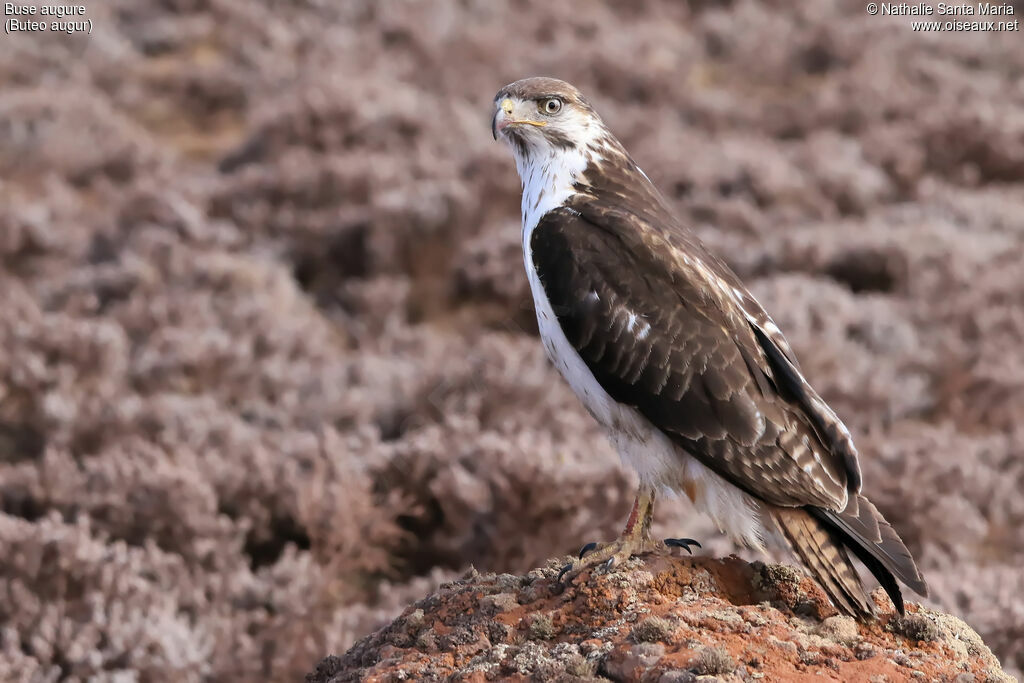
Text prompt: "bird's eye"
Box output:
[[539, 98, 563, 115]]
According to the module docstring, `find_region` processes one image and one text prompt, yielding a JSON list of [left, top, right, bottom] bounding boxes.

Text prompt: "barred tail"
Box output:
[[772, 506, 875, 618], [771, 496, 927, 620]]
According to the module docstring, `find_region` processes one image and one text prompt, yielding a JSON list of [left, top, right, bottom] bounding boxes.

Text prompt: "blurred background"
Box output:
[[1, 0, 1023, 679]]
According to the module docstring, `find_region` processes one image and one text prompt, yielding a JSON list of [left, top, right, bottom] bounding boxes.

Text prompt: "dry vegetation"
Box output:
[[0, 0, 1022, 680]]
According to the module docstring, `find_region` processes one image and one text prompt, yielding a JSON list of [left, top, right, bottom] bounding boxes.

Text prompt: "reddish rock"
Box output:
[[315, 555, 1011, 682]]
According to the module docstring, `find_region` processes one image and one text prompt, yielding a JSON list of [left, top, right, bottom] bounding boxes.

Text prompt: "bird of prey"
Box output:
[[491, 77, 927, 619]]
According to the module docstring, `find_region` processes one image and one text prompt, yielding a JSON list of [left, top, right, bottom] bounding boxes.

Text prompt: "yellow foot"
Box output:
[[556, 536, 701, 585]]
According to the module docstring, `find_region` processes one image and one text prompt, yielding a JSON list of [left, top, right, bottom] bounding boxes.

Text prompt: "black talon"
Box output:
[[557, 563, 573, 583], [664, 538, 702, 554], [578, 542, 598, 559], [602, 556, 616, 571]]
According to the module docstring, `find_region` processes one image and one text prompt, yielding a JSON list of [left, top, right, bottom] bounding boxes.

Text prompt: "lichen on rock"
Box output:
[[313, 554, 1011, 682]]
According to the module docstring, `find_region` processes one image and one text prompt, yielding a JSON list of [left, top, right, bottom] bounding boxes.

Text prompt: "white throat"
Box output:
[[514, 146, 592, 234]]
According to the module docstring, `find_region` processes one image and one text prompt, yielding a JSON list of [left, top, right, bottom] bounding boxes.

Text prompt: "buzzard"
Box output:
[[491, 77, 927, 618]]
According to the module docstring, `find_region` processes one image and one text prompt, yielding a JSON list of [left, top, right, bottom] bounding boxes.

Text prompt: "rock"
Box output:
[[310, 554, 1011, 682]]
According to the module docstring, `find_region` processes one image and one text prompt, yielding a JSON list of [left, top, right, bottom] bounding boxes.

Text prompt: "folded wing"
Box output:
[[529, 204, 857, 511]]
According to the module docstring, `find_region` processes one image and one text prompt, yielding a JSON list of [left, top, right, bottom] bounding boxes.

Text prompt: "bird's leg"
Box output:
[[557, 486, 701, 584]]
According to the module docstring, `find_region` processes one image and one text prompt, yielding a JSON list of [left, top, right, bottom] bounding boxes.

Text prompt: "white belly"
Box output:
[[522, 232, 769, 549]]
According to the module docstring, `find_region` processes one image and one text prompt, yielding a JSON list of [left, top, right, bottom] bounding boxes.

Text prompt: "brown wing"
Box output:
[[529, 203, 856, 510]]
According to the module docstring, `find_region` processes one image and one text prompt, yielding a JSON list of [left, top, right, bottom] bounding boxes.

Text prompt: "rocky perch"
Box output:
[[311, 555, 1011, 682]]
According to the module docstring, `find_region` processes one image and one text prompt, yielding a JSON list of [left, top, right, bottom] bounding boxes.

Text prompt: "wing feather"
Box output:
[[529, 203, 856, 510]]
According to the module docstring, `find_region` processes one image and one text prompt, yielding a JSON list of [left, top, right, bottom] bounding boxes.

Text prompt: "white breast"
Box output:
[[516, 147, 769, 550]]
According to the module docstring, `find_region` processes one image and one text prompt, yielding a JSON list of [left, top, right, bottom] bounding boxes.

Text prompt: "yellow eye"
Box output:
[[539, 97, 563, 115]]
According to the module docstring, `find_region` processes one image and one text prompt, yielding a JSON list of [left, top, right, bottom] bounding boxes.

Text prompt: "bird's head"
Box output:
[[492, 77, 607, 162]]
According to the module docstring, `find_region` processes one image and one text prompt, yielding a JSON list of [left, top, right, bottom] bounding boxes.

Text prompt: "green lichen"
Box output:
[[630, 615, 674, 643], [888, 613, 941, 643], [815, 615, 860, 647], [527, 612, 556, 640], [754, 563, 802, 590], [691, 646, 736, 676]]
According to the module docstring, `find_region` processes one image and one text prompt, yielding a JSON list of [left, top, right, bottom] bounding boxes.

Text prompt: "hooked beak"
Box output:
[[492, 97, 547, 140]]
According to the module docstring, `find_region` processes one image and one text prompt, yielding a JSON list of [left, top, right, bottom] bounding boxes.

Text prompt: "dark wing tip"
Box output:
[[811, 495, 928, 608]]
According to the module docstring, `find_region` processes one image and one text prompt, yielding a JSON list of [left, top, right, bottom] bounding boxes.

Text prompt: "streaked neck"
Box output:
[[516, 146, 592, 234]]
